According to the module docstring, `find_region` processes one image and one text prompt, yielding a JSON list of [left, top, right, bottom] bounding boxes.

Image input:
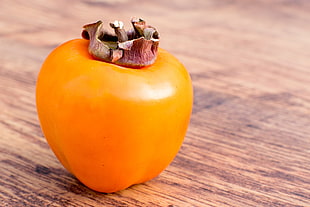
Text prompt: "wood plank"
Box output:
[[1, 0, 310, 206]]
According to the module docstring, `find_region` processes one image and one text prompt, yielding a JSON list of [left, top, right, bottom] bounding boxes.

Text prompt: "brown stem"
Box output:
[[110, 21, 128, 42], [82, 17, 159, 68]]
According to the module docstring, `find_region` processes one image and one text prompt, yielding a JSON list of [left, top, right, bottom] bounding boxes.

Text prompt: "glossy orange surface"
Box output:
[[36, 39, 193, 193]]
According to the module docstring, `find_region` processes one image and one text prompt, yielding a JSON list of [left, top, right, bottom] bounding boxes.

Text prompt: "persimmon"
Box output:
[[36, 18, 193, 193]]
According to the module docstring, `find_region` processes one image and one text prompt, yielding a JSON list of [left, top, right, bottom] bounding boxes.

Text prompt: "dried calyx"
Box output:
[[82, 18, 159, 68]]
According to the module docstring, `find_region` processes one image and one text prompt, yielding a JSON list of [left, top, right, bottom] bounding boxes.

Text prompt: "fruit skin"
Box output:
[[36, 39, 193, 193]]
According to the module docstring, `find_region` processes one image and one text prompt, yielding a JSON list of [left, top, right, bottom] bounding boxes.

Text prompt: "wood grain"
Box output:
[[1, 0, 310, 206]]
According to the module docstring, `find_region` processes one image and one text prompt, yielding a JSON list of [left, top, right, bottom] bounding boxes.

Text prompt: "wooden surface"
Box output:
[[1, 0, 310, 206]]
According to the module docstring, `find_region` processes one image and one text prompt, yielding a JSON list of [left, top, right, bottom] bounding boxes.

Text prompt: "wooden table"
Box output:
[[1, 0, 310, 206]]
